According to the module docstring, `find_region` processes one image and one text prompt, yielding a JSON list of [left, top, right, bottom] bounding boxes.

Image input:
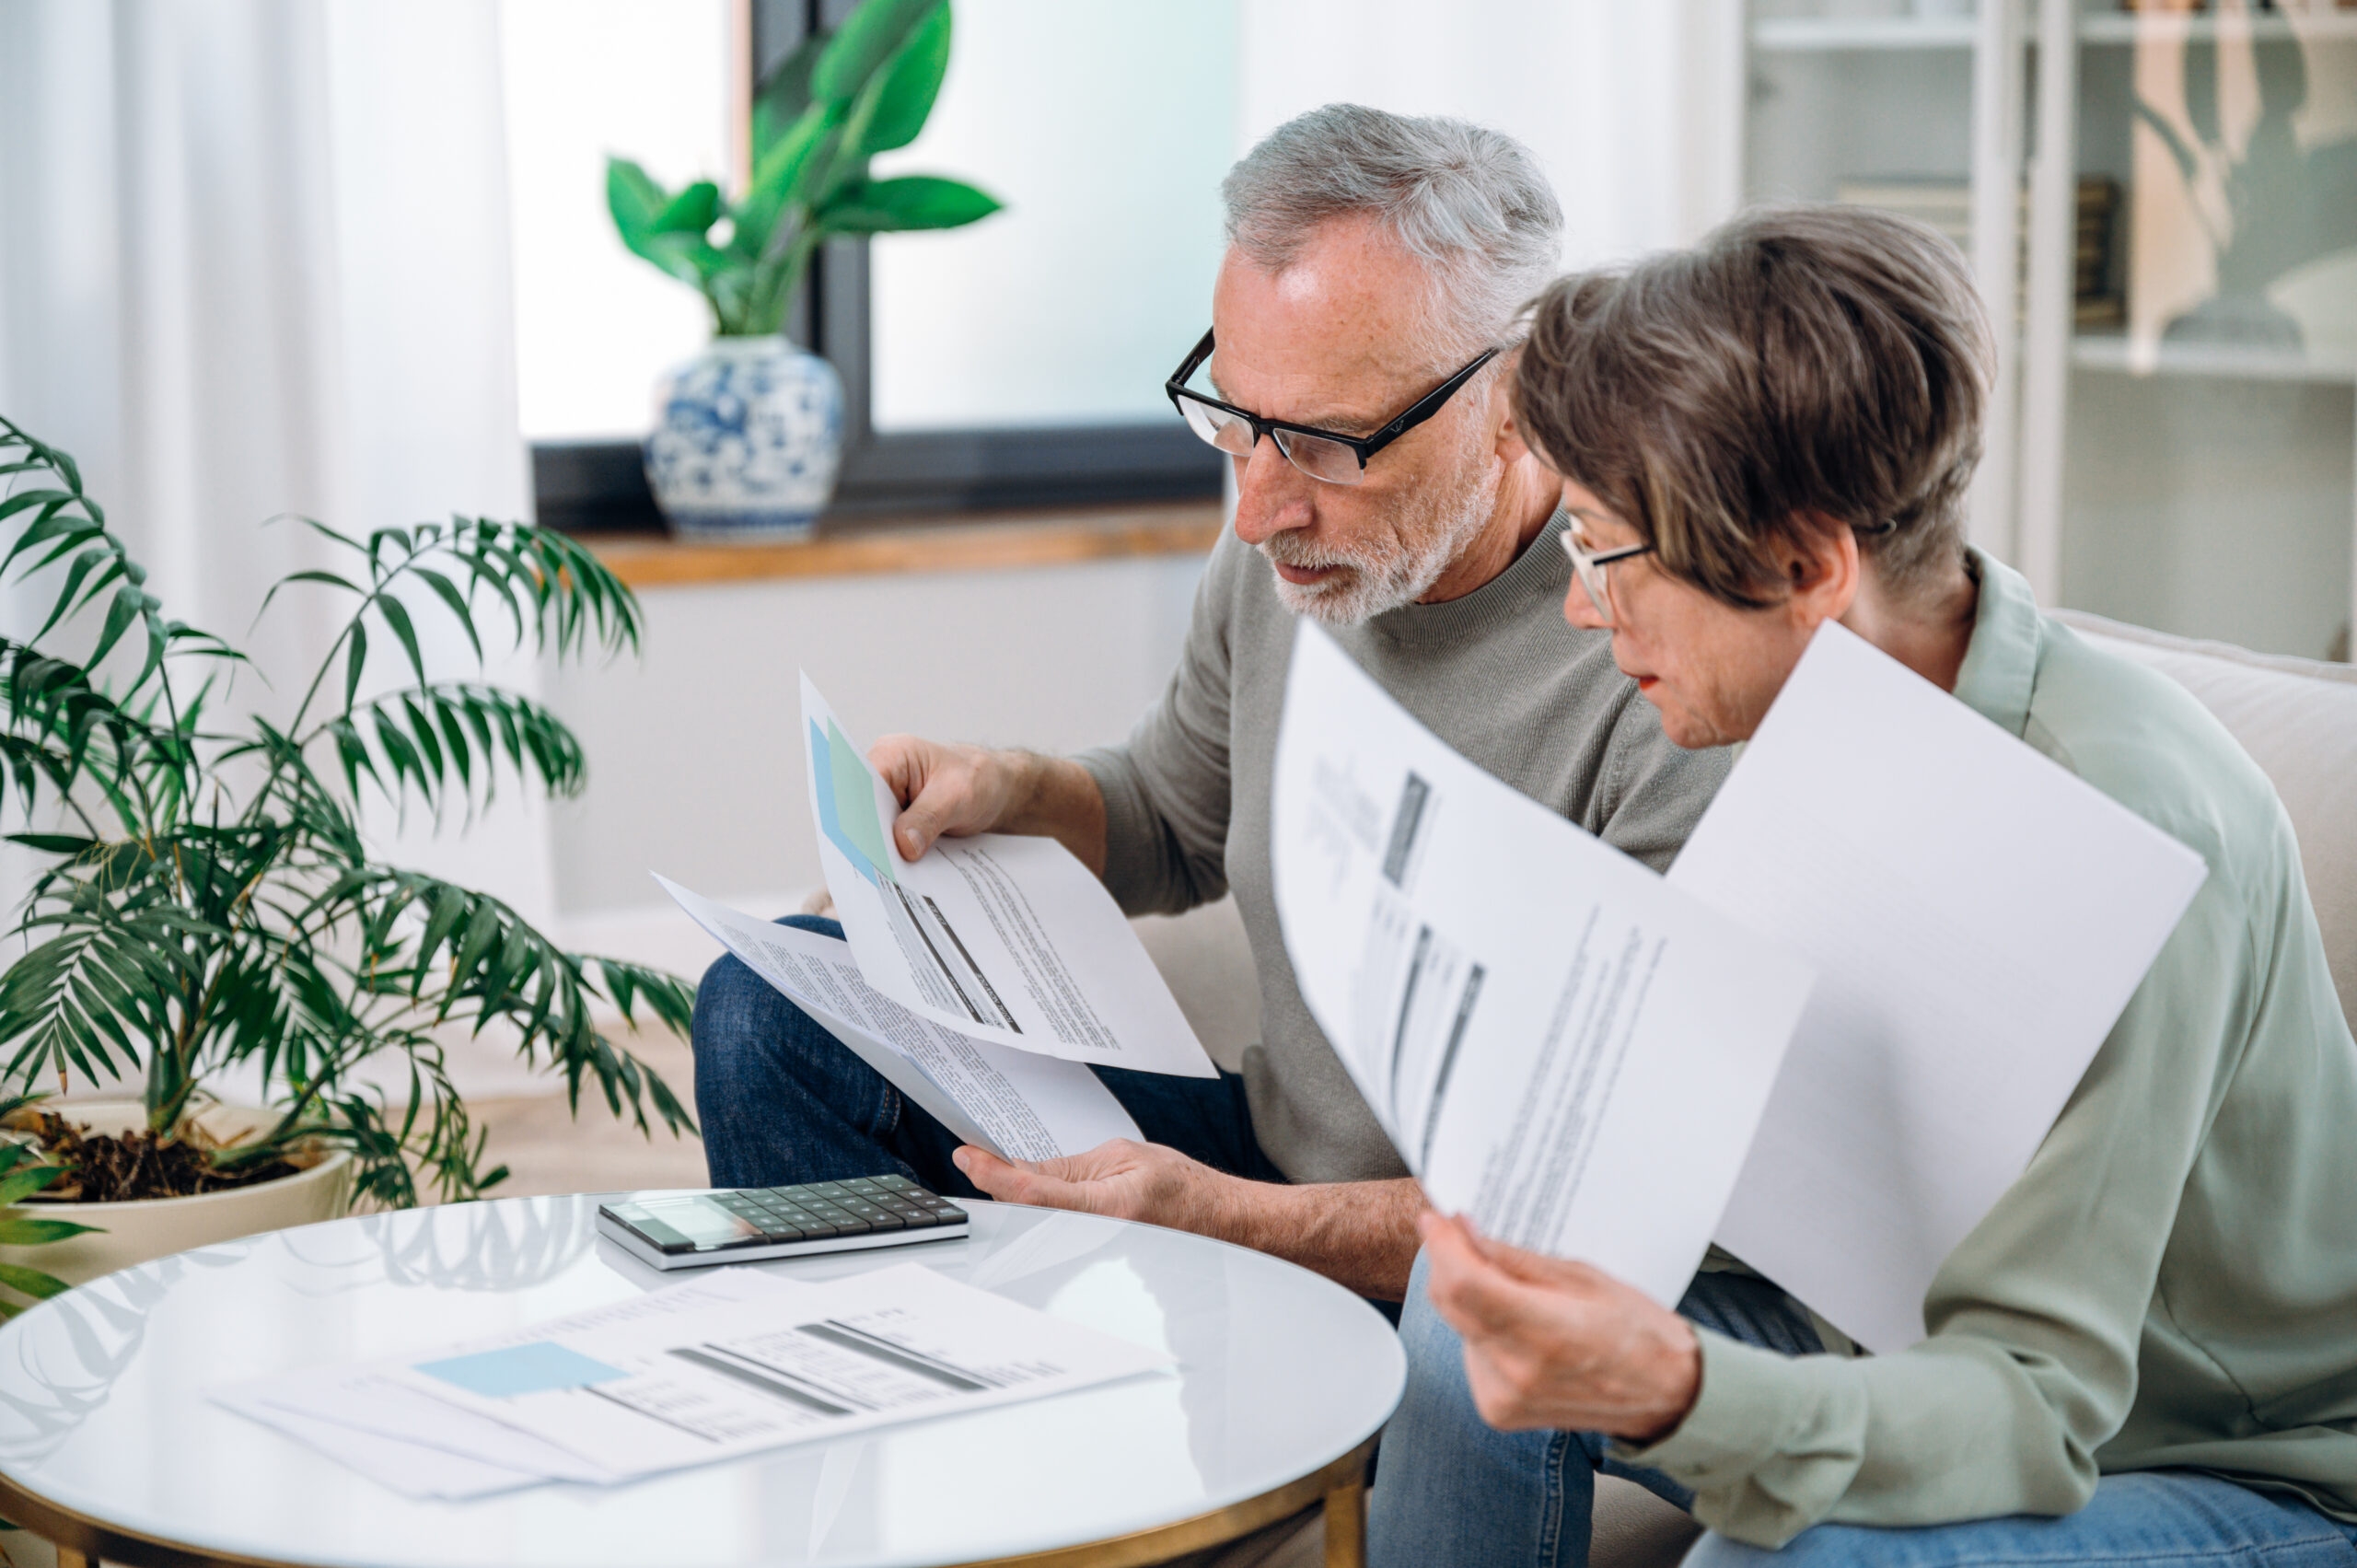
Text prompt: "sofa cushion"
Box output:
[[2053, 611, 2357, 1030], [1132, 897, 1262, 1074]]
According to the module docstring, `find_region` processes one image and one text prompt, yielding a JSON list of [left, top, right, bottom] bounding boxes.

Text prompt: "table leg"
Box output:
[[1321, 1475, 1366, 1568], [53, 1549, 88, 1568]]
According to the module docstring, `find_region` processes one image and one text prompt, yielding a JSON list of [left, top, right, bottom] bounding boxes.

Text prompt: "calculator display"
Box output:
[[627, 1197, 764, 1248]]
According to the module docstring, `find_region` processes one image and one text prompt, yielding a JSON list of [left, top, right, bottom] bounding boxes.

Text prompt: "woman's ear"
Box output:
[[1781, 516, 1861, 627]]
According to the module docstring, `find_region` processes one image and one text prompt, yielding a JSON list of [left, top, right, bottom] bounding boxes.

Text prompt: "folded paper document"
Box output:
[[656, 875, 1141, 1161], [803, 674, 1215, 1077], [215, 1262, 1174, 1498], [1668, 622, 2206, 1351], [1271, 623, 1817, 1309]]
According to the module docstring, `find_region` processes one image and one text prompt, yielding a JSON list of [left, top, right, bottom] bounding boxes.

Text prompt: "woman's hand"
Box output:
[[1418, 1210, 1702, 1443]]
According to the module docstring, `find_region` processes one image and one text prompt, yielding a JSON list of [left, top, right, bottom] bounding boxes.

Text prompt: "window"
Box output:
[[507, 0, 1228, 531]]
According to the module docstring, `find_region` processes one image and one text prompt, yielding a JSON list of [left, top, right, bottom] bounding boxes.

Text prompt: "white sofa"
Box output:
[[1135, 613, 2357, 1568]]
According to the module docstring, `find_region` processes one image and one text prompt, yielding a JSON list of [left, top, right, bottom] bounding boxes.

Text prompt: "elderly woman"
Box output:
[[1367, 206, 2357, 1566]]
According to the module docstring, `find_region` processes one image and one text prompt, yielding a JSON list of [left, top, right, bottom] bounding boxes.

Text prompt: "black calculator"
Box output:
[[596, 1176, 970, 1271]]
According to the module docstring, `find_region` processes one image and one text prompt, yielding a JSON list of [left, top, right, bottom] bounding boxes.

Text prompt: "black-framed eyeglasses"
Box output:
[[1163, 328, 1501, 486], [1560, 529, 1655, 628]]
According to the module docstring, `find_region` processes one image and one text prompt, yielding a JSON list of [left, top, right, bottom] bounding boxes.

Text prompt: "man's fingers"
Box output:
[[896, 799, 944, 860], [869, 734, 932, 805], [953, 1145, 1088, 1211]]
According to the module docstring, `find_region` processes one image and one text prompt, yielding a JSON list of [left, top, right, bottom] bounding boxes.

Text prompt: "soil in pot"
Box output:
[[17, 1109, 297, 1202]]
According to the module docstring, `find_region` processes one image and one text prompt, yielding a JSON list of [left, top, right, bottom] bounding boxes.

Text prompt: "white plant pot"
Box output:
[[0, 1100, 354, 1288], [643, 335, 844, 541]]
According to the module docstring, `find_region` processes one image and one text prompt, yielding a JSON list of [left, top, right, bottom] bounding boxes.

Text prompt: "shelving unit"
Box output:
[[1751, 15, 1980, 49], [1742, 0, 2357, 662], [2069, 335, 2357, 386], [2078, 11, 2357, 43]]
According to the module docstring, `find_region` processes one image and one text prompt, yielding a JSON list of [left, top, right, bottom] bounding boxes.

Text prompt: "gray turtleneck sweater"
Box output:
[[1079, 514, 1733, 1183]]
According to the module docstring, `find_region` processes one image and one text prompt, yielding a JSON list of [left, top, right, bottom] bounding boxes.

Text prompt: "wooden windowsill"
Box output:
[[586, 500, 1225, 590]]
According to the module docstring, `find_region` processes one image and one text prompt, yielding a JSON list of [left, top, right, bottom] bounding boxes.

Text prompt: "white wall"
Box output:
[[541, 550, 1208, 961], [1237, 0, 1745, 269]]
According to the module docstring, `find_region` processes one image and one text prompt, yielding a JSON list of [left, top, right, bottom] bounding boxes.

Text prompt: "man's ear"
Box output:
[[1492, 348, 1535, 467]]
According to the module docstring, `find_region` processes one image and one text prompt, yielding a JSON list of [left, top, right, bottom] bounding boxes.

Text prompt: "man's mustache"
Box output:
[[1260, 531, 1365, 574]]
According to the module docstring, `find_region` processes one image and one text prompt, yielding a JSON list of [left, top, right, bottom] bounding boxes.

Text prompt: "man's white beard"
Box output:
[[1260, 450, 1501, 626]]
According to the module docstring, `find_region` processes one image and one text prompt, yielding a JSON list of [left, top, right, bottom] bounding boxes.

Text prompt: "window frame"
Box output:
[[531, 0, 1222, 533]]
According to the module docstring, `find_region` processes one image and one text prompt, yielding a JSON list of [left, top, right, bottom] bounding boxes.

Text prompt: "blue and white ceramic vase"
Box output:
[[643, 335, 843, 540]]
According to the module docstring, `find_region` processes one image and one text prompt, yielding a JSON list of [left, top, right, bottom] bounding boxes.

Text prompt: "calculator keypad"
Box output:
[[721, 1175, 965, 1246]]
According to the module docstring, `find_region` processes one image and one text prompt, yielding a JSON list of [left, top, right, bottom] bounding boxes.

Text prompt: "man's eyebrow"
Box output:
[[1203, 368, 1387, 433]]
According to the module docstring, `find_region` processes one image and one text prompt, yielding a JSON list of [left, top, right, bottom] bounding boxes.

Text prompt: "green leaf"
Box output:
[[343, 621, 369, 709], [412, 569, 483, 666], [752, 32, 828, 157], [607, 159, 701, 285], [0, 1262, 73, 1302], [6, 834, 94, 856], [857, 0, 951, 156], [654, 180, 722, 235], [0, 1217, 97, 1247], [0, 1163, 64, 1207], [607, 155, 668, 239], [375, 594, 427, 687], [811, 0, 941, 105], [82, 584, 141, 672], [736, 105, 842, 258], [819, 176, 1001, 234]]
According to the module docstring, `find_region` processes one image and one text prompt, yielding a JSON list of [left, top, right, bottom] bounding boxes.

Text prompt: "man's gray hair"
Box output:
[[1221, 103, 1563, 364]]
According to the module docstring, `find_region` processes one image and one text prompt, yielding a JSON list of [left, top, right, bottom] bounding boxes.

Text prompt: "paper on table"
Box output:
[[1270, 624, 1817, 1308], [215, 1268, 793, 1489], [377, 1261, 1173, 1482], [212, 1384, 552, 1500], [1668, 621, 2207, 1352], [802, 674, 1214, 1078], [655, 875, 1142, 1161]]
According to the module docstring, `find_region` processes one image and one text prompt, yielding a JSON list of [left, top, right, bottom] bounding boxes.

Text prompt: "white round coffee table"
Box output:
[[0, 1196, 1402, 1568]]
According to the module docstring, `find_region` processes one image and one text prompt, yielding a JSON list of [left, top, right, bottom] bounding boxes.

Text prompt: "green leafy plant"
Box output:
[[0, 1095, 96, 1320], [0, 415, 696, 1207], [608, 0, 1001, 338]]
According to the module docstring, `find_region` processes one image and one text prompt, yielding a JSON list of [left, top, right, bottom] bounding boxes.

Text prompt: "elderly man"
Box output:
[[1376, 204, 2357, 1565], [691, 103, 1726, 1301]]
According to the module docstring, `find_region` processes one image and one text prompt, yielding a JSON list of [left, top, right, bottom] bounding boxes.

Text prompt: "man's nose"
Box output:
[[1229, 436, 1313, 547]]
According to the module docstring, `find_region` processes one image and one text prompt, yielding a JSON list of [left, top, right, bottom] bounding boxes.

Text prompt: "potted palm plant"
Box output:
[[0, 416, 695, 1285], [611, 0, 1000, 540]]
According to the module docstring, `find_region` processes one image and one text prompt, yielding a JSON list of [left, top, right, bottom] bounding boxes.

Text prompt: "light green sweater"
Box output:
[[1621, 552, 2357, 1547]]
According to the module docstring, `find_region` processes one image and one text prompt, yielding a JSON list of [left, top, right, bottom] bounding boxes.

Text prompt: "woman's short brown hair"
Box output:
[[1515, 204, 1994, 608]]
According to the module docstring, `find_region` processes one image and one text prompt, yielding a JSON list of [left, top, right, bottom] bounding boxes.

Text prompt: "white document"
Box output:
[[217, 1269, 788, 1487], [656, 875, 1142, 1161], [1668, 622, 2207, 1352], [220, 1263, 1171, 1490], [801, 675, 1214, 1078], [210, 1386, 547, 1500], [377, 1262, 1169, 1480], [1270, 624, 1817, 1308]]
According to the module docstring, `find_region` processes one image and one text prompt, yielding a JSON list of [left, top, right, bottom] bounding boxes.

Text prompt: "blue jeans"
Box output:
[[691, 915, 1285, 1196], [1690, 1473, 2357, 1565], [1371, 1252, 2357, 1567], [1371, 1255, 1824, 1568]]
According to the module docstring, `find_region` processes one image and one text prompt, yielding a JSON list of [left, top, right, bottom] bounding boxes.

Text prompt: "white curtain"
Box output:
[[0, 0, 556, 938], [1237, 0, 1747, 270]]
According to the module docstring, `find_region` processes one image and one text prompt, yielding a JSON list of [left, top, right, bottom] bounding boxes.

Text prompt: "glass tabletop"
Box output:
[[0, 1197, 1404, 1568]]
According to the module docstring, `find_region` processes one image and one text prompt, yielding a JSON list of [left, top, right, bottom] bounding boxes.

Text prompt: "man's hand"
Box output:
[[955, 1142, 1425, 1300], [1419, 1211, 1701, 1443], [953, 1140, 1243, 1237], [868, 736, 1108, 875]]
